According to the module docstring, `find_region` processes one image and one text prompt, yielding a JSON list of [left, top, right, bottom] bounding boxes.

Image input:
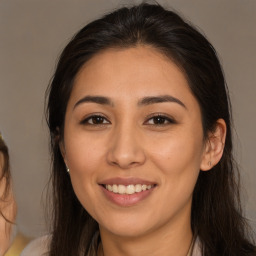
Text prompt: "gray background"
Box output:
[[0, 0, 255, 238]]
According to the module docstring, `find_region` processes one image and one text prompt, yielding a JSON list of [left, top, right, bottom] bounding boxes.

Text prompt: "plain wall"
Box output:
[[0, 0, 255, 237]]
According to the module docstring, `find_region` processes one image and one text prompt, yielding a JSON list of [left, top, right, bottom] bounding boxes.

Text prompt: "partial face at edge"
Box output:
[[0, 153, 17, 256], [60, 46, 214, 238]]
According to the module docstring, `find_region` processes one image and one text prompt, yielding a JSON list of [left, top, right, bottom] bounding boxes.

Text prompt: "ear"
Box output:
[[200, 119, 227, 171]]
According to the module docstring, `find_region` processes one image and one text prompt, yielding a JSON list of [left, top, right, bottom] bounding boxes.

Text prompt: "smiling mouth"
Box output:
[[103, 184, 156, 195]]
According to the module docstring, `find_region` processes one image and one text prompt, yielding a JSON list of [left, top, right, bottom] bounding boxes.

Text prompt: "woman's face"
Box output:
[[62, 46, 208, 238]]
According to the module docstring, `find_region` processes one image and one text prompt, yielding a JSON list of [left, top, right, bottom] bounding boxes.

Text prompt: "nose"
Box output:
[[106, 124, 146, 169]]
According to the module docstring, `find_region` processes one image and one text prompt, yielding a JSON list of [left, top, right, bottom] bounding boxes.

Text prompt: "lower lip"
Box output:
[[100, 185, 155, 207]]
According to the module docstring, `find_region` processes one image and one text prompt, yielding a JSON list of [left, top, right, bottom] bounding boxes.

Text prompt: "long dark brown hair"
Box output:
[[46, 3, 255, 255]]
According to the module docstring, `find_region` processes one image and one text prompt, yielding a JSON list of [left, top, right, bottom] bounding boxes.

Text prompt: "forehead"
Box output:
[[76, 45, 185, 85], [69, 45, 198, 109]]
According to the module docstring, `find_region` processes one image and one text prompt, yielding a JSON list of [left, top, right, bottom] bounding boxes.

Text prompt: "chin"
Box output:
[[98, 212, 158, 238], [102, 224, 151, 238]]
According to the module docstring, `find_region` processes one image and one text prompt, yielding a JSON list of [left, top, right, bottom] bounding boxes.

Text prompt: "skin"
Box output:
[[0, 153, 17, 256], [61, 46, 226, 256]]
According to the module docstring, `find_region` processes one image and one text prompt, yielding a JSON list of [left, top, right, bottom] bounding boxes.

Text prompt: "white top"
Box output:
[[21, 235, 202, 256]]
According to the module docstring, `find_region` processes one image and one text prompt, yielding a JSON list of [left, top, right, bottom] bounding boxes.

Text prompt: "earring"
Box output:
[[208, 161, 212, 167], [66, 166, 70, 173]]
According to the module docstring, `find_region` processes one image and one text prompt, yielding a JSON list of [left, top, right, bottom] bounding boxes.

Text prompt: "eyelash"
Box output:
[[80, 114, 110, 125], [80, 113, 176, 126], [144, 113, 176, 126]]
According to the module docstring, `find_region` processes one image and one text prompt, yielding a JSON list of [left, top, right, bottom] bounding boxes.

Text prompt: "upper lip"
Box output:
[[99, 177, 157, 186]]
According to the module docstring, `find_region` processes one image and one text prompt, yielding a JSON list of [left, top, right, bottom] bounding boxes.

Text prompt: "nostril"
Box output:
[[107, 150, 146, 169], [106, 136, 146, 169]]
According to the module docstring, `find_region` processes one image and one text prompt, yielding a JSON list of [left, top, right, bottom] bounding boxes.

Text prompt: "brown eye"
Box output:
[[81, 115, 110, 125], [145, 114, 176, 126], [91, 116, 105, 124], [152, 116, 167, 124]]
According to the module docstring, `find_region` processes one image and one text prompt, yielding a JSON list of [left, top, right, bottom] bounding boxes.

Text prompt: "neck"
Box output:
[[99, 209, 193, 256]]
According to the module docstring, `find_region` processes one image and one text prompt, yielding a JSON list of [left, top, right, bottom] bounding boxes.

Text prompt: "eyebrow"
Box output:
[[74, 96, 113, 109], [73, 94, 186, 109], [138, 95, 186, 109]]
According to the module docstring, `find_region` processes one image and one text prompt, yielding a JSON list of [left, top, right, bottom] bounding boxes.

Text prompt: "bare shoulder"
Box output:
[[20, 235, 51, 256]]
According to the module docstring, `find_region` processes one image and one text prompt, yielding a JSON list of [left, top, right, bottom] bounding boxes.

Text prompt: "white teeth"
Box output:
[[126, 185, 135, 194], [118, 185, 126, 194], [107, 184, 112, 192], [112, 184, 118, 193], [141, 184, 147, 191], [135, 184, 142, 193], [105, 184, 154, 195]]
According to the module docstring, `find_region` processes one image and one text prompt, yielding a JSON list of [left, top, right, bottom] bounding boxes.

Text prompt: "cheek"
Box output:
[[146, 133, 203, 218], [65, 134, 104, 173], [65, 141, 100, 216], [148, 131, 204, 174], [63, 133, 110, 210], [145, 128, 204, 208], [64, 137, 100, 200]]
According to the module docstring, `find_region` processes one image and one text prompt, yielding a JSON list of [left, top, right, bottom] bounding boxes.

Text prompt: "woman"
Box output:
[[0, 133, 17, 256], [22, 3, 255, 256]]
